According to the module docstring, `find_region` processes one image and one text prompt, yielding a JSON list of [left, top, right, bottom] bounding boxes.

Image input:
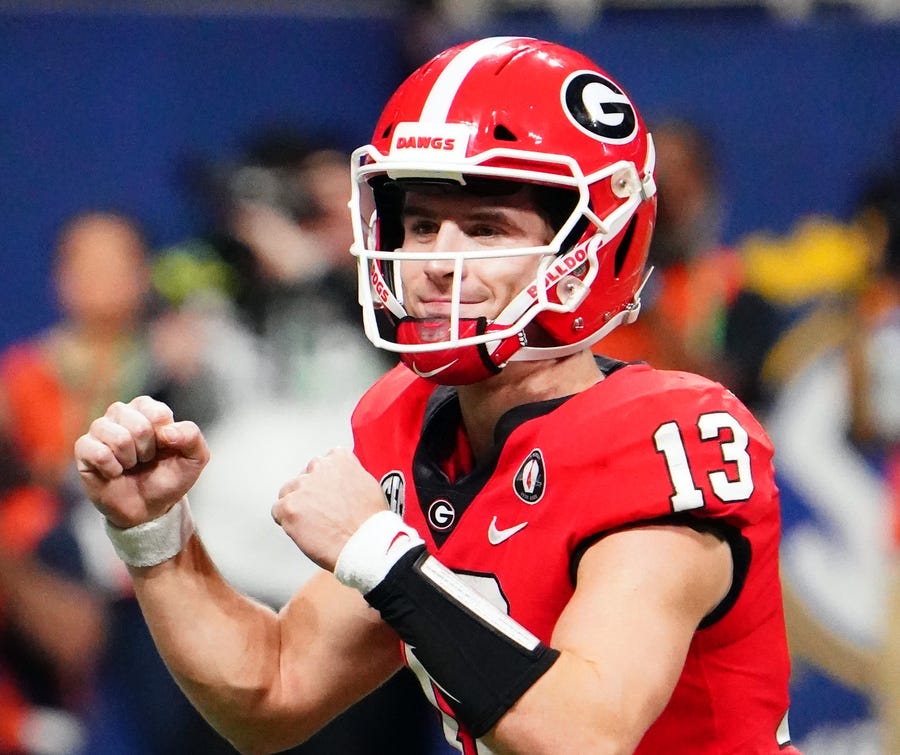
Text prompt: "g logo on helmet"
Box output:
[[562, 71, 638, 144]]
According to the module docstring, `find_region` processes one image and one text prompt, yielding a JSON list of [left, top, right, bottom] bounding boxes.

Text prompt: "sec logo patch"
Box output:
[[380, 471, 405, 516]]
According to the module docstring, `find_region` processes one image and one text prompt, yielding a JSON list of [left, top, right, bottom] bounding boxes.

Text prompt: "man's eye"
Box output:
[[470, 225, 501, 238], [408, 220, 437, 236]]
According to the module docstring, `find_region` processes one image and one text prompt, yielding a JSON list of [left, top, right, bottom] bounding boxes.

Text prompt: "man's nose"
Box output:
[[431, 221, 469, 253], [422, 223, 466, 280]]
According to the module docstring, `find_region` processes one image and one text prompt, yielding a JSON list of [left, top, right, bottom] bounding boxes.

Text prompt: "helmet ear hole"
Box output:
[[493, 124, 517, 141], [371, 177, 405, 251], [531, 185, 583, 252], [613, 216, 637, 278]]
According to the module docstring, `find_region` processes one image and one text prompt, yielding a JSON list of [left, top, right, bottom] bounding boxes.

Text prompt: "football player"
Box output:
[[74, 37, 798, 754]]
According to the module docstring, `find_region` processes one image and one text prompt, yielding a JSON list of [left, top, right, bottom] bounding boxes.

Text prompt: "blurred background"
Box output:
[[1, 2, 898, 754]]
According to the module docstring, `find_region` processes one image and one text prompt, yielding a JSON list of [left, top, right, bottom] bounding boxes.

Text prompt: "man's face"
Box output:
[[55, 215, 150, 332], [397, 185, 554, 323]]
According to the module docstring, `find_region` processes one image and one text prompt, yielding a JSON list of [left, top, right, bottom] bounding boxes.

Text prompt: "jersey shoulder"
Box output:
[[584, 363, 767, 441], [351, 364, 434, 456], [555, 364, 775, 527]]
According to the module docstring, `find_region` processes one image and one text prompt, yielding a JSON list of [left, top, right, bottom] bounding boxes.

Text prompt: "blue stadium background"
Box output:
[[3, 7, 899, 350]]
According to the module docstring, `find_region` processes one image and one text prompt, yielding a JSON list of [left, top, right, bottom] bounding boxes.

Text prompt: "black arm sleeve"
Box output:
[[366, 545, 560, 737]]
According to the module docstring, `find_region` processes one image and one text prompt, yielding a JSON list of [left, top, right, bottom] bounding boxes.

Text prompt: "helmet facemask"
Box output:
[[350, 141, 655, 385]]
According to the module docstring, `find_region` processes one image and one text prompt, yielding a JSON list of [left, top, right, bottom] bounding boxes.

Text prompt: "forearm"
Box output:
[[336, 514, 666, 754], [73, 398, 369, 752], [485, 652, 657, 755], [128, 531, 399, 755], [129, 533, 289, 752]]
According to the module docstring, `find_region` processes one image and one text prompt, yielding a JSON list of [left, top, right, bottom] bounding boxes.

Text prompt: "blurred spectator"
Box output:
[[152, 129, 397, 602], [0, 210, 233, 754], [1, 212, 155, 488], [151, 128, 438, 754], [0, 211, 152, 755], [0, 435, 98, 755], [597, 118, 742, 384], [153, 130, 394, 417]]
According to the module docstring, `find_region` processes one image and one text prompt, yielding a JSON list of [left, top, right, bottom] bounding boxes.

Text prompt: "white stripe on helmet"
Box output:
[[419, 36, 532, 124]]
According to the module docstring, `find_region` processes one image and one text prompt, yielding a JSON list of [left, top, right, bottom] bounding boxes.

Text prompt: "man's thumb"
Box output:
[[158, 421, 209, 463]]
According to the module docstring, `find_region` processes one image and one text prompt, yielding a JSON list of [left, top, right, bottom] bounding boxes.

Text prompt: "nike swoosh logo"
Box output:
[[386, 531, 409, 555], [488, 516, 528, 545], [411, 360, 458, 379]]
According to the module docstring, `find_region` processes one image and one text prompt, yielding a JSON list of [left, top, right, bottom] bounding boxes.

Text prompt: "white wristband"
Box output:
[[104, 497, 194, 568], [334, 510, 424, 594]]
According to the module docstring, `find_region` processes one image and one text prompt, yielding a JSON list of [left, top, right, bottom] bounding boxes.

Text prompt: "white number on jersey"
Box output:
[[653, 411, 754, 512]]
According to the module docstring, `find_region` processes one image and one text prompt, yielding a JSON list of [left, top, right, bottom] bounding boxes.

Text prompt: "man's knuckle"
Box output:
[[106, 400, 127, 417], [89, 416, 108, 435], [133, 415, 154, 438], [106, 427, 134, 454]]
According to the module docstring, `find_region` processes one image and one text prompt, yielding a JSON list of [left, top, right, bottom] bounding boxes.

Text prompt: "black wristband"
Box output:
[[365, 545, 560, 737]]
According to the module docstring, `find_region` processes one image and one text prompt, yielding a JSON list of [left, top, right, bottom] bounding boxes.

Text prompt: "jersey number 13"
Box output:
[[653, 411, 754, 512]]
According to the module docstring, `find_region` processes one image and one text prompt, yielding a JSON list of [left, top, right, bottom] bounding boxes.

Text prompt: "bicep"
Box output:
[[558, 525, 732, 733], [490, 524, 732, 754]]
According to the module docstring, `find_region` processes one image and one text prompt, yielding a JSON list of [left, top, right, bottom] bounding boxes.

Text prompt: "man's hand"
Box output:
[[74, 396, 209, 529], [272, 448, 387, 572]]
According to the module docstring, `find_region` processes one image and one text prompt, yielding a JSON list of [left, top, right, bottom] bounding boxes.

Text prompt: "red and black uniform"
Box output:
[[352, 357, 797, 754]]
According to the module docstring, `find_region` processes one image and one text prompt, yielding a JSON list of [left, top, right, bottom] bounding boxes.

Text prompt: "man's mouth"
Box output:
[[418, 299, 484, 319]]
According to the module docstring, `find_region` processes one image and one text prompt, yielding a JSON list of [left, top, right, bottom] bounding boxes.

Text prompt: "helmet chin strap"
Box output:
[[398, 265, 654, 383], [396, 318, 522, 385]]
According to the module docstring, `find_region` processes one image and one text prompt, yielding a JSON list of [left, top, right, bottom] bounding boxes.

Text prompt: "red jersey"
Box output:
[[352, 358, 797, 754]]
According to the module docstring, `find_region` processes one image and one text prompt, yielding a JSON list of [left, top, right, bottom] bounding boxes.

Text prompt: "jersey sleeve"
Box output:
[[556, 367, 778, 630], [564, 366, 777, 538]]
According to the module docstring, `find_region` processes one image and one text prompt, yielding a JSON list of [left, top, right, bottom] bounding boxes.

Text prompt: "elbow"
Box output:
[[176, 681, 311, 755], [230, 743, 266, 755], [217, 698, 320, 755], [231, 741, 288, 755], [228, 731, 279, 755], [224, 724, 312, 755], [558, 718, 643, 755], [233, 745, 277, 755], [562, 717, 649, 755], [489, 726, 638, 755]]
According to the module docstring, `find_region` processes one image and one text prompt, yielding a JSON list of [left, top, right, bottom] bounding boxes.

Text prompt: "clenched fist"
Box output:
[[74, 396, 209, 529], [272, 447, 387, 572]]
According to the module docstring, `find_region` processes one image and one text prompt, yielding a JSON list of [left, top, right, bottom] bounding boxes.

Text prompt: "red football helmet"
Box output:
[[350, 36, 657, 384]]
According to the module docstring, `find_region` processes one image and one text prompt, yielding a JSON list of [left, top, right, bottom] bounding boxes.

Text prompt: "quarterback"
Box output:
[[75, 37, 798, 754]]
